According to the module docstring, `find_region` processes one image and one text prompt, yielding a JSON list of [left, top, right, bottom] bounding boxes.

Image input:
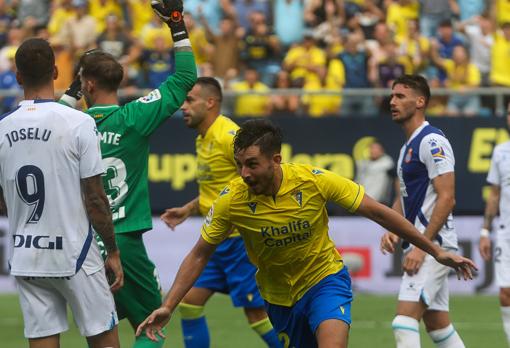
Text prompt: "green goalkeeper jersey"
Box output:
[[86, 51, 196, 234]]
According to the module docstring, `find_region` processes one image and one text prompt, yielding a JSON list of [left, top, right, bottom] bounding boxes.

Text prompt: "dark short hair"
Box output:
[[234, 119, 283, 158], [196, 77, 222, 102], [392, 74, 431, 105], [439, 19, 453, 28], [80, 50, 123, 92], [15, 38, 55, 88]]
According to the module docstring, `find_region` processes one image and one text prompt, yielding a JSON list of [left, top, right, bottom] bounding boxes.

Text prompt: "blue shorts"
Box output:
[[265, 268, 353, 348], [194, 236, 264, 308]]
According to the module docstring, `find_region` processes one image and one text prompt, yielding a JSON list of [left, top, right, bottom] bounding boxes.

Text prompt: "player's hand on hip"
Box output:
[[402, 247, 426, 276], [136, 306, 171, 341], [479, 236, 492, 261], [105, 249, 124, 292], [435, 250, 478, 280], [160, 207, 189, 230], [380, 232, 399, 254]]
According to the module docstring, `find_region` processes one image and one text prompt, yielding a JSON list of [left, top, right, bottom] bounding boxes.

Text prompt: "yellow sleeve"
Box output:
[[200, 186, 234, 245], [313, 168, 365, 213], [443, 59, 454, 77], [467, 64, 481, 86]]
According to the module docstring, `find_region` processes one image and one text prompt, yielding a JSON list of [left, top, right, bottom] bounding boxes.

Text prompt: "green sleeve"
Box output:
[[121, 51, 197, 136]]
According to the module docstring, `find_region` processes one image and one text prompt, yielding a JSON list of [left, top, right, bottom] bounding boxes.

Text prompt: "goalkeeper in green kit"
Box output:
[[60, 1, 197, 347]]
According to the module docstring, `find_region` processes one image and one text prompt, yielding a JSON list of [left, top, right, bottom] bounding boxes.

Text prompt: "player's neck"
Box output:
[[23, 85, 54, 101], [197, 114, 218, 137], [402, 114, 426, 140], [268, 165, 283, 196], [91, 91, 118, 107]]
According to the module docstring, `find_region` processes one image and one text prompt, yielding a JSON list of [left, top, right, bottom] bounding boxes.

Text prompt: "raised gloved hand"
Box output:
[[64, 76, 82, 101], [151, 0, 188, 42]]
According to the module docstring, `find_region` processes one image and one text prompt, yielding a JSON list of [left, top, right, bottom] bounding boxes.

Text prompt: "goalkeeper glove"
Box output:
[[151, 0, 188, 42]]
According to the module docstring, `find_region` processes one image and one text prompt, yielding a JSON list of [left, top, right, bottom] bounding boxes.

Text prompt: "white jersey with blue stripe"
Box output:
[[487, 141, 510, 239], [397, 121, 458, 250], [0, 100, 105, 277]]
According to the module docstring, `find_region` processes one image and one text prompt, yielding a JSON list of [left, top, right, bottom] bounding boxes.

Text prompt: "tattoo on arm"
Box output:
[[81, 175, 117, 252]]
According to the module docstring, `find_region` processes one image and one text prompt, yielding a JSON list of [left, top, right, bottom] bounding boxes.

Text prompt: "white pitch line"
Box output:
[[352, 321, 503, 330]]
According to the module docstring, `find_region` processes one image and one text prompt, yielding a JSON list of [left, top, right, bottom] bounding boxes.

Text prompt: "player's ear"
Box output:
[[53, 65, 58, 81], [15, 70, 23, 86], [273, 153, 282, 165], [416, 96, 426, 109]]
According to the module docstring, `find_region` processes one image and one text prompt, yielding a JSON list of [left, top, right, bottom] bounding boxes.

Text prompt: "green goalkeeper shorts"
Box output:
[[97, 231, 162, 327]]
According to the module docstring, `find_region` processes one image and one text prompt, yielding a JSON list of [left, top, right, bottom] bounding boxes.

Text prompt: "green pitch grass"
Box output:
[[1, 293, 506, 347]]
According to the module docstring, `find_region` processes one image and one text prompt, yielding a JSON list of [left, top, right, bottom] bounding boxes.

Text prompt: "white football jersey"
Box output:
[[397, 121, 458, 250], [0, 100, 104, 276], [487, 141, 510, 238]]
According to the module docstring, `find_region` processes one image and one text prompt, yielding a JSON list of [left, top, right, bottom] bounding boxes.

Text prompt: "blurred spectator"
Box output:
[[426, 77, 447, 116], [419, 0, 458, 37], [126, 0, 152, 36], [140, 13, 173, 50], [337, 32, 376, 116], [184, 13, 212, 70], [348, 0, 385, 40], [491, 0, 510, 26], [273, 0, 304, 48], [386, 0, 419, 38], [0, 46, 20, 113], [89, 0, 123, 33], [395, 19, 430, 74], [186, 0, 227, 35], [282, 32, 326, 87], [311, 0, 345, 49], [240, 11, 281, 85], [355, 141, 395, 206], [305, 0, 344, 29], [431, 44, 481, 116], [301, 57, 344, 117], [458, 0, 485, 21], [435, 19, 465, 83], [97, 14, 133, 61], [230, 68, 271, 117], [366, 21, 392, 65], [234, 0, 270, 32], [270, 70, 300, 115], [374, 41, 410, 88], [140, 35, 174, 88], [457, 14, 494, 86], [0, 25, 24, 72], [490, 22, 510, 88], [17, 0, 50, 27], [0, 0, 13, 48], [48, 0, 75, 37], [203, 16, 242, 80]]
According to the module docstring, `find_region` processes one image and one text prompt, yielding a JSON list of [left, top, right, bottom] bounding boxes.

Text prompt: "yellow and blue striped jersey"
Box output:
[[196, 115, 239, 215], [201, 163, 365, 306]]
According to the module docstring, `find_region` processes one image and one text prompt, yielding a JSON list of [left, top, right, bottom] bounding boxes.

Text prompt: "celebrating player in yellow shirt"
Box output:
[[160, 77, 280, 347], [138, 119, 476, 348]]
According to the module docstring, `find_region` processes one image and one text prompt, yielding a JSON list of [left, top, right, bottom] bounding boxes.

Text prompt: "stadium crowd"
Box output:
[[0, 0, 507, 117]]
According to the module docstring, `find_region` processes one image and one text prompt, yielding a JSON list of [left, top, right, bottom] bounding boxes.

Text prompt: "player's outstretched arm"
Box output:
[[161, 197, 199, 230], [136, 236, 217, 341], [81, 175, 124, 292], [357, 194, 477, 279]]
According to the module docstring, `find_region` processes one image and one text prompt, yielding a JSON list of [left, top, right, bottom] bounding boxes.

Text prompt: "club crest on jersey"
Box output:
[[311, 169, 323, 175], [404, 148, 413, 163], [293, 191, 302, 207], [429, 141, 446, 162], [248, 202, 257, 213], [137, 89, 162, 104]]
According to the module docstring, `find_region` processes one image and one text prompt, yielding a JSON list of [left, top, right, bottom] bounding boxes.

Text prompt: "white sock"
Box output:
[[428, 324, 465, 348], [392, 315, 421, 348], [501, 306, 510, 344]]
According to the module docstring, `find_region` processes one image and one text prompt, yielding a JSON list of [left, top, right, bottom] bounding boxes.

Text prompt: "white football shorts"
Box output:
[[398, 251, 452, 311], [495, 237, 510, 288], [15, 267, 118, 338]]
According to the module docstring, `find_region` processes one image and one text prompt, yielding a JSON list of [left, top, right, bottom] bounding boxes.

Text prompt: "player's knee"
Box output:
[[392, 315, 420, 344], [179, 303, 205, 320]]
